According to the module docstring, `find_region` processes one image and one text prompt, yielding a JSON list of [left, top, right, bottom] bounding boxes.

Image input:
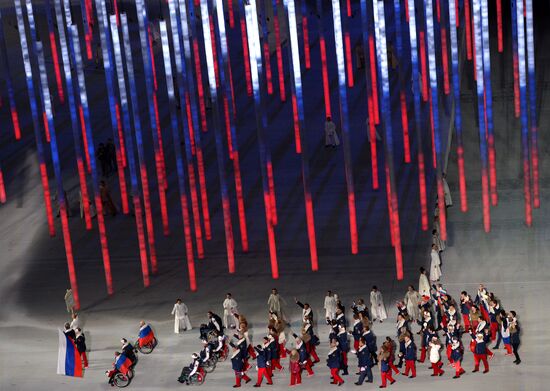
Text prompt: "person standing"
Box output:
[[327, 339, 344, 386], [404, 285, 421, 322], [267, 288, 285, 319], [324, 291, 338, 322], [428, 336, 444, 376], [401, 334, 416, 378], [75, 328, 88, 368], [378, 345, 396, 388], [223, 293, 239, 329], [324, 117, 340, 148], [450, 337, 465, 378], [63, 322, 76, 341], [509, 311, 521, 364], [253, 344, 273, 387], [470, 332, 489, 373], [418, 268, 431, 297], [442, 173, 453, 207], [370, 286, 387, 323], [230, 343, 251, 388], [430, 244, 442, 282], [288, 349, 302, 386], [64, 288, 75, 317], [171, 298, 192, 333], [354, 337, 373, 385]]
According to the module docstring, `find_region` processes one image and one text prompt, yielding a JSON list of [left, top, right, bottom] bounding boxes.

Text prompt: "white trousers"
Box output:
[[174, 316, 192, 333]]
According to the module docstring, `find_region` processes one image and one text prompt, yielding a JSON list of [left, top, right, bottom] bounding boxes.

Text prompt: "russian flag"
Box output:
[[115, 353, 133, 375], [57, 329, 83, 377], [138, 324, 154, 347]]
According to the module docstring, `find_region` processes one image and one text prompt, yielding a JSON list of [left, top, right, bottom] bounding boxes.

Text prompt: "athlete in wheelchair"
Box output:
[[106, 351, 135, 387], [178, 353, 206, 385]]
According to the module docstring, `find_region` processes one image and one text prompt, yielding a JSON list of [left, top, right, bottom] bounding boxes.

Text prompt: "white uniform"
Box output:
[[419, 273, 431, 297], [370, 290, 387, 321], [222, 298, 238, 328], [324, 295, 337, 320], [429, 342, 441, 363], [404, 290, 421, 321], [171, 302, 192, 333], [430, 249, 442, 282]]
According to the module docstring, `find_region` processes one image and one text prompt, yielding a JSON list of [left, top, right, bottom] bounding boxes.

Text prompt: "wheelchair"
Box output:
[[178, 367, 206, 385], [134, 337, 158, 354]]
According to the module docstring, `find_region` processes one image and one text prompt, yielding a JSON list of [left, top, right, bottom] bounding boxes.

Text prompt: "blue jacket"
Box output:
[[510, 324, 520, 345], [297, 343, 309, 363], [231, 350, 244, 371], [474, 340, 487, 355], [380, 358, 390, 372], [255, 348, 269, 368], [327, 348, 341, 369], [356, 346, 372, 368], [404, 341, 417, 361], [451, 344, 463, 362], [363, 331, 377, 352], [460, 300, 471, 315], [336, 331, 349, 352], [352, 321, 363, 341], [268, 339, 279, 359]]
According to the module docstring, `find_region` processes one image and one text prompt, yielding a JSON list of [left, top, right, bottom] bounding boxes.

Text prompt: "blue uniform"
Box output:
[[326, 348, 341, 369]]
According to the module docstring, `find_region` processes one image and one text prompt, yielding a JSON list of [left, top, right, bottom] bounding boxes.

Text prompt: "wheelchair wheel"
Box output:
[[137, 337, 157, 354], [127, 369, 134, 379], [113, 373, 131, 388], [190, 372, 205, 385], [203, 358, 216, 373]]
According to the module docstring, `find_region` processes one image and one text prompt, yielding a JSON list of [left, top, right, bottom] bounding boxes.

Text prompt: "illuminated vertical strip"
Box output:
[[448, 0, 467, 212], [301, 0, 310, 69], [0, 165, 5, 203], [525, 0, 538, 208], [245, 0, 279, 278], [331, 0, 358, 254], [110, 14, 151, 287], [36, 42, 80, 309], [419, 30, 428, 102], [208, 15, 220, 88], [373, 0, 403, 279], [0, 10, 21, 140], [259, 0, 274, 95], [23, 1, 51, 144], [167, 1, 205, 258], [515, 0, 532, 226], [359, 0, 379, 189], [238, 0, 253, 95], [69, 24, 116, 294], [511, 0, 520, 118], [227, 0, 235, 28], [425, 0, 447, 241], [272, 0, 286, 101], [464, 0, 472, 59], [345, 0, 351, 17], [441, 26, 450, 95], [44, 0, 64, 103], [496, 0, 502, 52], [284, 0, 318, 270], [199, 0, 236, 272], [213, 0, 249, 252], [472, 0, 491, 231], [53, 0, 93, 230], [93, 0, 129, 215], [187, 0, 210, 133], [179, 0, 212, 241], [121, 14, 158, 281], [14, 0, 56, 237], [79, 0, 92, 59], [112, 0, 120, 25], [135, 0, 169, 241], [480, 0, 497, 206], [159, 20, 196, 290], [394, 0, 410, 163], [316, 0, 331, 117], [343, 15, 354, 88]]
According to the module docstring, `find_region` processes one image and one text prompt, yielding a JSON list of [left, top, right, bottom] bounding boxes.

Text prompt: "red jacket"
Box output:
[[289, 360, 301, 374]]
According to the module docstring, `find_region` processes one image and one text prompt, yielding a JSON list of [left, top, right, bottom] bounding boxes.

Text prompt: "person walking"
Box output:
[[509, 311, 521, 365], [370, 286, 387, 323], [430, 244, 442, 282], [223, 293, 239, 329], [354, 337, 373, 385], [75, 328, 88, 368], [404, 285, 421, 322], [171, 298, 192, 333]]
